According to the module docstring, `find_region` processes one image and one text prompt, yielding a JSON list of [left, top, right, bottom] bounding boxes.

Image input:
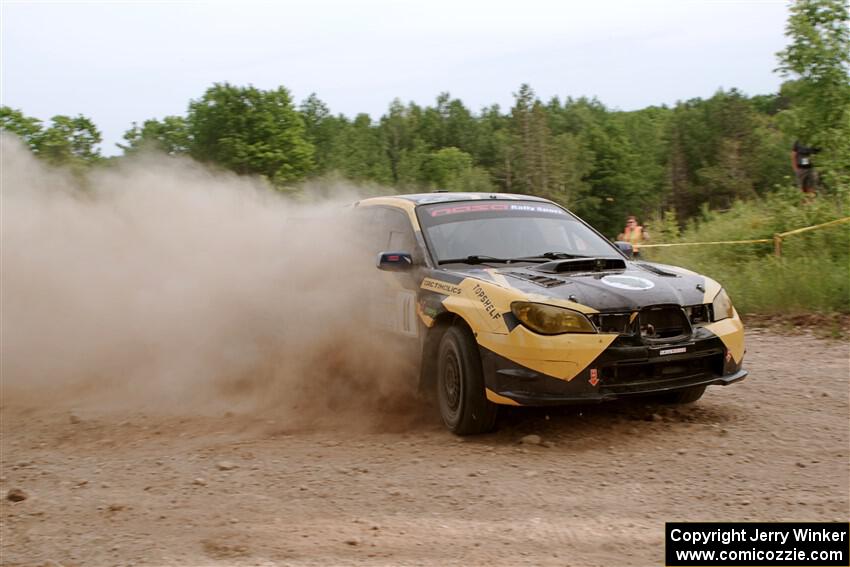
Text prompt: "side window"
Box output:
[[378, 208, 417, 255], [352, 207, 384, 258], [355, 205, 419, 260]]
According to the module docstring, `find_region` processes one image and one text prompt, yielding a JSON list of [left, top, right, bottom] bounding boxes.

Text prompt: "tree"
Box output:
[[415, 93, 479, 156], [188, 83, 314, 185], [36, 115, 102, 165], [299, 93, 346, 175], [474, 104, 512, 190], [509, 84, 540, 194], [0, 106, 43, 152], [120, 116, 190, 155], [380, 99, 416, 184], [663, 90, 786, 219], [776, 0, 850, 188], [696, 138, 757, 208], [1, 108, 102, 166], [326, 113, 393, 183], [420, 147, 493, 192]]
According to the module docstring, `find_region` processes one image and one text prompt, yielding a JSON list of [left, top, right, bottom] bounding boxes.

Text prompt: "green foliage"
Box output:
[[1, 106, 101, 167], [379, 98, 417, 184], [188, 83, 314, 185], [105, 79, 805, 224], [417, 93, 480, 156], [644, 189, 850, 314], [776, 0, 850, 118], [299, 93, 346, 175], [665, 90, 789, 220], [705, 255, 848, 314], [776, 0, 850, 190], [120, 116, 190, 155], [647, 209, 682, 243], [36, 115, 102, 166], [420, 147, 495, 192], [325, 113, 393, 183], [1, 106, 43, 152], [6, 2, 850, 316]]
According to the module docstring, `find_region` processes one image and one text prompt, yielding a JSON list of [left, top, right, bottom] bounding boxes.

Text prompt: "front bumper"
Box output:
[[480, 329, 747, 406]]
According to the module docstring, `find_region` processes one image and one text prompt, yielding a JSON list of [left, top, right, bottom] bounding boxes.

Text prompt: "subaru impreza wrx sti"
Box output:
[[353, 193, 746, 435]]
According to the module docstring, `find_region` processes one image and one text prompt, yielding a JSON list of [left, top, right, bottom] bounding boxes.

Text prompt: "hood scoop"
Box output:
[[505, 271, 567, 288], [532, 257, 626, 274], [636, 262, 679, 277]]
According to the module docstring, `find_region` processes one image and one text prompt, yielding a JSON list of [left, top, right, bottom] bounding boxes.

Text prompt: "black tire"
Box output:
[[436, 325, 498, 435], [657, 384, 707, 405]]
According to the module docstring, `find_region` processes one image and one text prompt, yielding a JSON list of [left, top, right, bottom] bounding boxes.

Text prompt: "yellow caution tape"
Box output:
[[641, 239, 771, 248], [777, 216, 850, 237]]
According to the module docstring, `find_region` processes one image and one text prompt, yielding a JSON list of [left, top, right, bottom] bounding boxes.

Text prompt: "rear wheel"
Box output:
[[436, 325, 498, 435], [657, 384, 707, 405]]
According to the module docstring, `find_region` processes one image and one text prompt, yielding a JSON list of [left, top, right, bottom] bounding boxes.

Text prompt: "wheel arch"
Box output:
[[419, 312, 477, 394]]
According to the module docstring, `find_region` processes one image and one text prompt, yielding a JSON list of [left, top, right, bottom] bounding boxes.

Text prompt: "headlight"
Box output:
[[511, 301, 596, 334], [712, 289, 734, 321]]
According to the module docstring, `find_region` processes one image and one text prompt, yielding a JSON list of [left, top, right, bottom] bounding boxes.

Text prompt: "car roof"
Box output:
[[355, 192, 554, 207]]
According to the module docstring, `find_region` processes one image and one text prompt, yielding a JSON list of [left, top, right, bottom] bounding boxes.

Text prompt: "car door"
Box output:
[[357, 206, 422, 340]]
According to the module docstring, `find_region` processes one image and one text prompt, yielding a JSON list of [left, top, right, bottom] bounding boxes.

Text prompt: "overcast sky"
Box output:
[[1, 0, 790, 155]]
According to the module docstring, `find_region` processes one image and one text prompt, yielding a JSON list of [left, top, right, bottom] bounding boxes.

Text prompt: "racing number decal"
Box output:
[[368, 289, 418, 338], [397, 290, 418, 338]]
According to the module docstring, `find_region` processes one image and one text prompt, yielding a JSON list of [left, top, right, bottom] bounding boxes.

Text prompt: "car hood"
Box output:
[[454, 260, 710, 312]]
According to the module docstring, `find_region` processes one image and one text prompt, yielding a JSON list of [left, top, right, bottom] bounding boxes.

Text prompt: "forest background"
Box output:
[[2, 0, 848, 319]]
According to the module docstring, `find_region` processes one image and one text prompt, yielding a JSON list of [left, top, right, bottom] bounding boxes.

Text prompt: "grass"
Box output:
[[643, 188, 850, 317]]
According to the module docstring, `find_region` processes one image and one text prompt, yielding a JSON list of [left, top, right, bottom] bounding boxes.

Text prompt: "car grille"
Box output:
[[590, 305, 692, 341], [638, 305, 691, 342], [591, 312, 633, 334], [599, 352, 724, 394]]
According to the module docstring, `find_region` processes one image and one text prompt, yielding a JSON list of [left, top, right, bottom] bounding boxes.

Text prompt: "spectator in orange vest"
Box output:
[[617, 216, 649, 257]]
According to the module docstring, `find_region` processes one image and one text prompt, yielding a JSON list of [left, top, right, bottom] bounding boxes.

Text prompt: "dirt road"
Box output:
[[1, 332, 848, 566]]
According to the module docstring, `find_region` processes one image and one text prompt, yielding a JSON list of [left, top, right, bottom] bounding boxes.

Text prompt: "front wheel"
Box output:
[[436, 326, 498, 435]]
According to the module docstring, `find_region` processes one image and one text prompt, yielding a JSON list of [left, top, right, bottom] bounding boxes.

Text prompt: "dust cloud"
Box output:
[[0, 135, 421, 427]]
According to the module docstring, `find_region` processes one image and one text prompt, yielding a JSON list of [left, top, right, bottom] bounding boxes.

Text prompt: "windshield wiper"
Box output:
[[437, 255, 550, 266], [438, 255, 511, 265], [517, 252, 591, 260]]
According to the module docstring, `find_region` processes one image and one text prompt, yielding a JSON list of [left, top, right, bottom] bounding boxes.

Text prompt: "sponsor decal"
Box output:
[[429, 203, 510, 217], [601, 275, 655, 291], [507, 204, 567, 215], [428, 203, 567, 217], [659, 347, 687, 356], [472, 283, 502, 320], [421, 278, 462, 295], [588, 368, 599, 386]]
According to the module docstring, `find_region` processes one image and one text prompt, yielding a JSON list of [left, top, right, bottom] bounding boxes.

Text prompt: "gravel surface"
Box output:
[[1, 332, 848, 566]]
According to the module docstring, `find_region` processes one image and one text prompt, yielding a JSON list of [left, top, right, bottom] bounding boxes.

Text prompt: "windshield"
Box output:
[[416, 200, 620, 264]]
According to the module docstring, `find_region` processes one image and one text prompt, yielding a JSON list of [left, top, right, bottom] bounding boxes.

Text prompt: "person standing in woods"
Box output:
[[617, 216, 649, 257], [791, 140, 820, 194]]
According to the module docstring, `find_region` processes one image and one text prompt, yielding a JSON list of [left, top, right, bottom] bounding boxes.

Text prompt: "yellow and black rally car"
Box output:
[[354, 193, 746, 435]]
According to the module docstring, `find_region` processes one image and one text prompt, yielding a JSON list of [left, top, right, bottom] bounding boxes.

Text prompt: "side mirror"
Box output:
[[377, 251, 414, 271], [614, 241, 634, 259]]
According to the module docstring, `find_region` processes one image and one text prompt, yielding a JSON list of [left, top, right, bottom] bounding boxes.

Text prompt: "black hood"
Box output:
[[454, 260, 708, 312]]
